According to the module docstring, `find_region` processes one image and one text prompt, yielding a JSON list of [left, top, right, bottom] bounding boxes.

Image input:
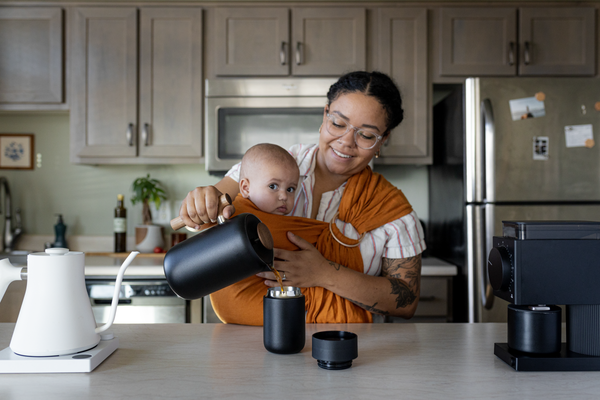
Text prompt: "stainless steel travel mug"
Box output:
[[263, 286, 305, 354]]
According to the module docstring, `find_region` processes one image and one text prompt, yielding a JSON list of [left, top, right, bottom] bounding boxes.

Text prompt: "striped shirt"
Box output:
[[226, 143, 426, 276]]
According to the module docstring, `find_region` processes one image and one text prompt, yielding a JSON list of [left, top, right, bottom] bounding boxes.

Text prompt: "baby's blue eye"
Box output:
[[287, 187, 295, 193], [269, 184, 279, 190]]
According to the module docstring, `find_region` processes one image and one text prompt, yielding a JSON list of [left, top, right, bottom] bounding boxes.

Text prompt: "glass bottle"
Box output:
[[114, 194, 127, 253]]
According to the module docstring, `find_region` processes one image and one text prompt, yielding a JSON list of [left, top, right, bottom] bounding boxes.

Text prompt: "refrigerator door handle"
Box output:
[[482, 99, 495, 203], [467, 204, 494, 322], [482, 204, 495, 311]]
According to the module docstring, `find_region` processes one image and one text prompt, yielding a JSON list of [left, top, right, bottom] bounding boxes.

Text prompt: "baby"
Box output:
[[238, 143, 300, 216]]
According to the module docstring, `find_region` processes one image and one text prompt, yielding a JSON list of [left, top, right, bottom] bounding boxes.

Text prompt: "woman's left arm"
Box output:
[[263, 232, 422, 319]]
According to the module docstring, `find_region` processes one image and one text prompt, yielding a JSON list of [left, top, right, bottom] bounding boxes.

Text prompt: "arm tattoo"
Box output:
[[382, 255, 421, 288], [332, 255, 422, 314], [346, 299, 390, 316], [383, 255, 421, 309], [389, 278, 417, 308], [347, 278, 417, 313], [328, 261, 342, 271]]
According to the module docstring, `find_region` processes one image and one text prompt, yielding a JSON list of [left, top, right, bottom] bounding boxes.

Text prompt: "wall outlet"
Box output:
[[151, 200, 172, 225]]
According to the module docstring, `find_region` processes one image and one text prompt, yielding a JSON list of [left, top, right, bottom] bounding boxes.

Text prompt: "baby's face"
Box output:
[[244, 163, 299, 215]]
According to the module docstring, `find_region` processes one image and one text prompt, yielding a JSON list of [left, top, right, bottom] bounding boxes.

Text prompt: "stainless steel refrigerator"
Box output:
[[428, 77, 600, 323]]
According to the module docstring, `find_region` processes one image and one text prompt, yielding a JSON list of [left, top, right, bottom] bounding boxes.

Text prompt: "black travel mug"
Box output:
[[263, 286, 305, 354]]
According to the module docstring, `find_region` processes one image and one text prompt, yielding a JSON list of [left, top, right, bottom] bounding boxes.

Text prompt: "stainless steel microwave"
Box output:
[[204, 78, 337, 172]]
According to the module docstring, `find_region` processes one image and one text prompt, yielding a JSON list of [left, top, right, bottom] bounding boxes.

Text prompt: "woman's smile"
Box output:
[[331, 148, 353, 159], [318, 92, 387, 181]]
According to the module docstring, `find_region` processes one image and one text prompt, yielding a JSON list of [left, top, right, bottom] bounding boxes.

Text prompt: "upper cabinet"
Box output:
[[0, 7, 65, 110], [376, 8, 429, 164], [214, 7, 366, 76], [439, 7, 596, 76], [70, 7, 203, 164], [519, 7, 595, 76]]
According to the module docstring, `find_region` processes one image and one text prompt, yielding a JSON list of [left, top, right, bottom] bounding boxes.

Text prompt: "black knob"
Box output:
[[488, 247, 511, 291]]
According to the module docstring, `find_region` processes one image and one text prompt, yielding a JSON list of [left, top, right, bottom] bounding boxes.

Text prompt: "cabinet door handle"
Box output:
[[126, 123, 135, 147], [523, 41, 531, 65], [508, 42, 515, 66], [295, 42, 303, 65], [142, 123, 150, 146], [280, 42, 287, 65]]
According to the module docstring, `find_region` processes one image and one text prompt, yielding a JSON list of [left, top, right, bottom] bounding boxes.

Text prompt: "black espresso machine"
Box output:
[[487, 220, 600, 371]]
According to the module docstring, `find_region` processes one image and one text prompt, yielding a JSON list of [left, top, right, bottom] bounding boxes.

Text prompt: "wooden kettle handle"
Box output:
[[170, 193, 233, 230]]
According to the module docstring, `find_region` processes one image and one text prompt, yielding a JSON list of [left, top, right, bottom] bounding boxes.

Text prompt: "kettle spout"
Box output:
[[0, 258, 23, 302], [95, 251, 139, 334]]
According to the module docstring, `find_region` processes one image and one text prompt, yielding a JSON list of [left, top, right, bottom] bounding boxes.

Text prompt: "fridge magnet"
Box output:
[[509, 96, 545, 121], [535, 92, 546, 102], [533, 136, 549, 160], [595, 102, 600, 112], [0, 134, 34, 170], [565, 124, 593, 148]]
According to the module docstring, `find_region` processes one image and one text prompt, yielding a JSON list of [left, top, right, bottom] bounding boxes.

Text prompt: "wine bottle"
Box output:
[[114, 194, 127, 253]]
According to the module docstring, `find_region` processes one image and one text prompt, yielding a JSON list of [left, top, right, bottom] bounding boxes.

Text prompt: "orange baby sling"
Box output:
[[210, 166, 413, 325]]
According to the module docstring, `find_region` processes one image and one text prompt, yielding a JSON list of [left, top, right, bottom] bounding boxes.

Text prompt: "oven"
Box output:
[[204, 78, 336, 172], [86, 280, 187, 324]]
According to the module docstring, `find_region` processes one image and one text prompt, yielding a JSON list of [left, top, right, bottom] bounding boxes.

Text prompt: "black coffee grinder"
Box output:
[[488, 220, 600, 371]]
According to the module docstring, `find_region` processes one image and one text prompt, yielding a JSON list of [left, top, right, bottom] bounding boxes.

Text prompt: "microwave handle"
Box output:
[[280, 42, 287, 65], [295, 42, 303, 65]]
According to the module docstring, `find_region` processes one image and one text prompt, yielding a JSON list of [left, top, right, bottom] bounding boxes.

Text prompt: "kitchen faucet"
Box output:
[[0, 177, 22, 252]]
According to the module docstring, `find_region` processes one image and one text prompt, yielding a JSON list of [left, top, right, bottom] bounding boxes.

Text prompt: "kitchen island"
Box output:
[[1, 323, 598, 399]]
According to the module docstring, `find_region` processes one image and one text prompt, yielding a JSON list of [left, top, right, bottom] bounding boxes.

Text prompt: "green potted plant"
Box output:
[[131, 174, 168, 252]]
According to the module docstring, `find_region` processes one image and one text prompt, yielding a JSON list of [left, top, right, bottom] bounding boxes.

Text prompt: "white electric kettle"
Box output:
[[0, 248, 138, 357]]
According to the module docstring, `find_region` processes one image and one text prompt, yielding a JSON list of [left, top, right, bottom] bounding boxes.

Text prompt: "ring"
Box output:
[[282, 272, 287, 281]]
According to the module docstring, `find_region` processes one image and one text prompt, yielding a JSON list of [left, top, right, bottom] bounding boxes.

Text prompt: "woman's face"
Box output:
[[318, 92, 388, 181]]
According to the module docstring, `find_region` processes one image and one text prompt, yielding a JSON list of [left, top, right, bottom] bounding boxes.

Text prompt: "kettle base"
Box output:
[[0, 336, 118, 373]]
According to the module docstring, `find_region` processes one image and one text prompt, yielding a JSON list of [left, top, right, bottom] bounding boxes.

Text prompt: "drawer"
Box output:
[[414, 277, 449, 317]]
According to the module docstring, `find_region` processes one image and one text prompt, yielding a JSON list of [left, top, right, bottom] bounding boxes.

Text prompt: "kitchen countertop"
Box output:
[[83, 254, 457, 279], [0, 322, 598, 399]]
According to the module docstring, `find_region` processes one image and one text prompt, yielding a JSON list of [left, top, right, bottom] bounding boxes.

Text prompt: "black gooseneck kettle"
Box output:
[[164, 195, 274, 300]]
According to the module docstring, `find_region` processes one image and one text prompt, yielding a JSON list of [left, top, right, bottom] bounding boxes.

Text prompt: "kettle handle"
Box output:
[[95, 251, 139, 334], [170, 193, 232, 231], [0, 258, 23, 303]]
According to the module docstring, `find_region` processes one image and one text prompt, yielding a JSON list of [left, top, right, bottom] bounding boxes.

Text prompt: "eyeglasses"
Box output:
[[324, 113, 383, 150]]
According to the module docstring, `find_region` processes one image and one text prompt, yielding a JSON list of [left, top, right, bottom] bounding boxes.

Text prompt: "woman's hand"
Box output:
[[179, 185, 236, 229], [257, 232, 332, 288]]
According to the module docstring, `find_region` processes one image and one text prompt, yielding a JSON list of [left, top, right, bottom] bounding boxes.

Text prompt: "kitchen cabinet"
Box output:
[[70, 7, 203, 164], [376, 8, 430, 164], [0, 7, 64, 110], [439, 7, 596, 77], [214, 7, 365, 76], [519, 7, 595, 76]]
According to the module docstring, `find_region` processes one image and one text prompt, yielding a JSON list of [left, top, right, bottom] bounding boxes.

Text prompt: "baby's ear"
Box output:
[[239, 178, 251, 198]]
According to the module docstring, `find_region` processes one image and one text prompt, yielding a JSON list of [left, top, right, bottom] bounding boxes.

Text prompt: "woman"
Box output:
[[179, 71, 426, 323]]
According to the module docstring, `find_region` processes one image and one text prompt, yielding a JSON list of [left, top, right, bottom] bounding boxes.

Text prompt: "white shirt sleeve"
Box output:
[[225, 162, 242, 183], [382, 211, 427, 260]]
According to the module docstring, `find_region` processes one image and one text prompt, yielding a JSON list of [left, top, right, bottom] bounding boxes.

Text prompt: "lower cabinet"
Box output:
[[375, 276, 452, 323], [69, 7, 203, 164]]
